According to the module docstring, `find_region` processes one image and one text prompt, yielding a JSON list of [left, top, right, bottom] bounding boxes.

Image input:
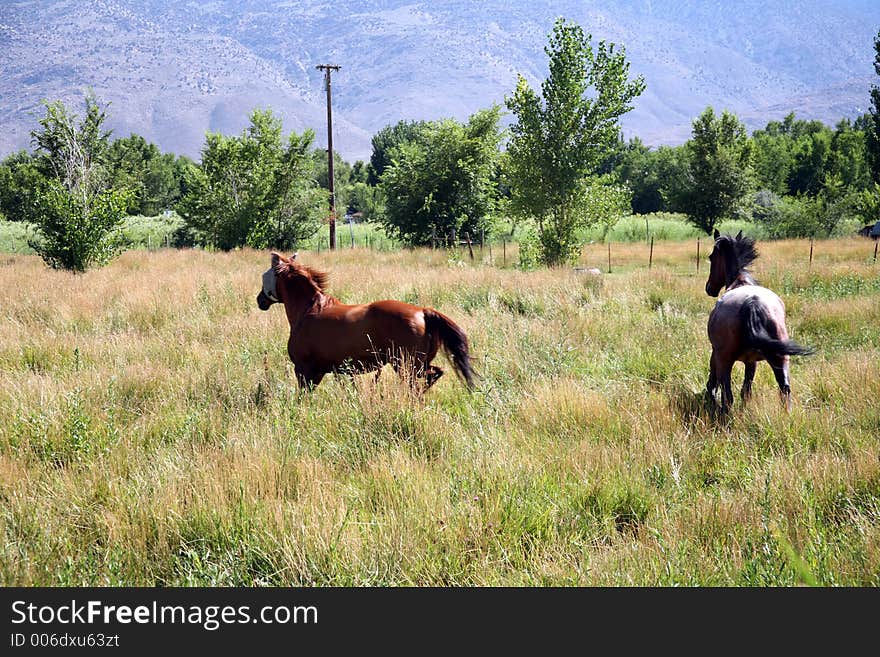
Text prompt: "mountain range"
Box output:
[[1, 0, 879, 162]]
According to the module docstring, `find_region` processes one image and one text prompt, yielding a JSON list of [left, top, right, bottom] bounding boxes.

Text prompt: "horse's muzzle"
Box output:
[[257, 291, 272, 310], [705, 281, 720, 297]]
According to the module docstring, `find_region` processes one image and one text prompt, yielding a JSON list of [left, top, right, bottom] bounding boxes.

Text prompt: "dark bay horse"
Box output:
[[256, 252, 474, 391], [704, 230, 813, 412]]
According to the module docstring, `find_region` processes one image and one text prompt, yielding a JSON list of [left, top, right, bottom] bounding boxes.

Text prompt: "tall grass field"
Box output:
[[1, 237, 878, 585]]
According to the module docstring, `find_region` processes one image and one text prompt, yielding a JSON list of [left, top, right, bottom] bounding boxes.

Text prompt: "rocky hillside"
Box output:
[[1, 0, 878, 161]]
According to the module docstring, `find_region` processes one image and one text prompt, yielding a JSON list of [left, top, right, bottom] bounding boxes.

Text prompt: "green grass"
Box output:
[[0, 220, 36, 254], [0, 238, 878, 585]]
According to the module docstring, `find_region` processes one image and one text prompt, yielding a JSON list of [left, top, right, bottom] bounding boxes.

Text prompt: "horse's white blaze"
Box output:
[[262, 267, 278, 302]]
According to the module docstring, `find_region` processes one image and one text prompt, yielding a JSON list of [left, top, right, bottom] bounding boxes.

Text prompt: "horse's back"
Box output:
[[294, 299, 432, 366], [711, 286, 786, 321], [708, 285, 789, 359]]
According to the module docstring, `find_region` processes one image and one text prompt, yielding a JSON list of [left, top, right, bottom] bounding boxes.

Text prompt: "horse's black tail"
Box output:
[[423, 309, 475, 389], [740, 297, 814, 358]]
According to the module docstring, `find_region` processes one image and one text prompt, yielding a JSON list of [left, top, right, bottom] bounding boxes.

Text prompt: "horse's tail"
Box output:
[[423, 309, 475, 389], [740, 297, 814, 358]]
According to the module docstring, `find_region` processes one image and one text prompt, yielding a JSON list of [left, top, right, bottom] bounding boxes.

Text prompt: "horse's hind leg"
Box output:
[[716, 359, 734, 413], [423, 364, 444, 389], [768, 355, 792, 412], [741, 362, 756, 403]]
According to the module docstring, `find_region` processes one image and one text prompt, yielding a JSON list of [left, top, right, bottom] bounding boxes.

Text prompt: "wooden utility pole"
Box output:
[[316, 64, 341, 250]]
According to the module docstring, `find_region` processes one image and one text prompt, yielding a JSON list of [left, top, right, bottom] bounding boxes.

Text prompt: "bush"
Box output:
[[29, 183, 131, 272]]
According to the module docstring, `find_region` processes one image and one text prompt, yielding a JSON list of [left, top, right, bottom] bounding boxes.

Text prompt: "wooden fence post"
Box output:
[[696, 238, 700, 272], [809, 236, 814, 269], [607, 241, 612, 273], [649, 236, 654, 270], [874, 240, 878, 263], [465, 232, 474, 261], [503, 238, 507, 267]]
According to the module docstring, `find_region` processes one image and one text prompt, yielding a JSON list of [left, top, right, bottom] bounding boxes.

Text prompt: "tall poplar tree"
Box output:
[[505, 18, 645, 265]]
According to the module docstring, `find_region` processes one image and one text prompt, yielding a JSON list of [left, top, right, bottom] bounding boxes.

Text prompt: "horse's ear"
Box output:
[[735, 230, 743, 240], [713, 228, 720, 239], [290, 252, 298, 260], [270, 252, 280, 267]]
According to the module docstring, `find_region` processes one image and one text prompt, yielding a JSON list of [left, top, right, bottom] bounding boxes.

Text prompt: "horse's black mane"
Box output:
[[719, 232, 758, 273]]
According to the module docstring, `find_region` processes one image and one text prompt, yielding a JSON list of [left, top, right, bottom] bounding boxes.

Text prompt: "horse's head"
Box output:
[[705, 229, 757, 296], [257, 252, 286, 310], [256, 252, 329, 311]]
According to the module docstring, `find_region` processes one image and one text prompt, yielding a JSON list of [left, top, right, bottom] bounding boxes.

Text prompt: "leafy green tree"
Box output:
[[653, 145, 690, 213], [368, 120, 427, 185], [604, 138, 684, 214], [788, 129, 830, 196], [0, 151, 48, 223], [504, 18, 645, 265], [107, 134, 158, 213], [177, 109, 323, 250], [380, 106, 503, 246], [672, 107, 753, 234], [351, 160, 369, 185], [27, 95, 131, 271], [106, 134, 187, 216], [827, 119, 870, 191], [312, 148, 353, 218], [347, 181, 384, 221], [867, 29, 880, 184], [751, 128, 795, 196], [854, 182, 880, 227]]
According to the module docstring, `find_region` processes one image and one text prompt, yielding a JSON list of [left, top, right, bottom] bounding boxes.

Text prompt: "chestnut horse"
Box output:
[[704, 230, 813, 412], [256, 252, 474, 391]]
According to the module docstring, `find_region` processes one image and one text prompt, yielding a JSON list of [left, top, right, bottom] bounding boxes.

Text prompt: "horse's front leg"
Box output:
[[294, 364, 324, 391]]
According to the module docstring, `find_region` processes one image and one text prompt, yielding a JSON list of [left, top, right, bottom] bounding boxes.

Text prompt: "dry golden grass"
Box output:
[[0, 237, 878, 585]]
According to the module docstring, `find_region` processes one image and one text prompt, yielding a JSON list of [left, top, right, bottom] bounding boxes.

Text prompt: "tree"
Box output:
[[347, 182, 384, 221], [106, 134, 188, 216], [177, 109, 324, 250], [751, 128, 795, 196], [367, 120, 427, 185], [28, 94, 131, 272], [787, 129, 830, 196], [504, 18, 645, 265], [380, 106, 503, 246], [312, 148, 353, 218], [827, 118, 870, 191], [603, 137, 684, 214], [672, 107, 752, 234], [0, 151, 48, 223], [867, 29, 880, 184]]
